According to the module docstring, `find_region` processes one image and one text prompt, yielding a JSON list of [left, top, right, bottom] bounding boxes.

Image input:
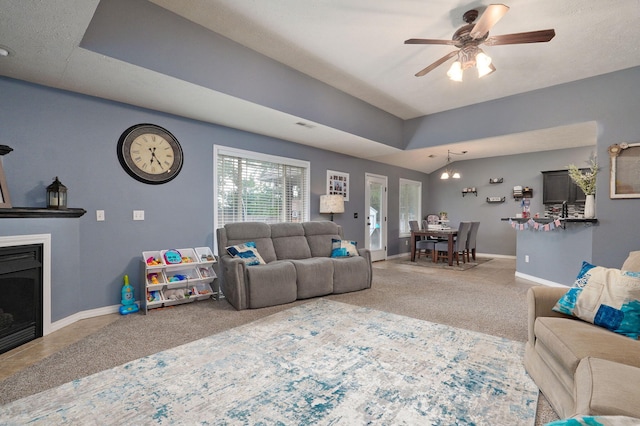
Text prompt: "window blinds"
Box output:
[[216, 148, 309, 228]]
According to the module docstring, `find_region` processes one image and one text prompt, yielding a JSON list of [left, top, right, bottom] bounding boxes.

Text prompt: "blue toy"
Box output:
[[119, 275, 140, 315]]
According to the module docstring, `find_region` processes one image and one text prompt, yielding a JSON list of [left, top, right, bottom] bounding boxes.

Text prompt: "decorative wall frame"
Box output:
[[326, 170, 349, 201], [609, 142, 640, 198], [0, 159, 12, 208]]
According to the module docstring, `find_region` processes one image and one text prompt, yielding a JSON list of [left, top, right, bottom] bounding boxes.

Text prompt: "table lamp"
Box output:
[[319, 194, 344, 221]]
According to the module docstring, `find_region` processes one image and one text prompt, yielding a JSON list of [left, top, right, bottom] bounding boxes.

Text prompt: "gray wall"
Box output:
[[0, 77, 426, 321]]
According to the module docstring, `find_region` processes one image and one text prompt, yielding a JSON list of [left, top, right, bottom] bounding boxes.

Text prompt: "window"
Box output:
[[214, 146, 310, 230], [399, 178, 422, 237]]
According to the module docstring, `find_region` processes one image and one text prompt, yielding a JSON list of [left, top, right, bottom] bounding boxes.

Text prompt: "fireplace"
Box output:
[[0, 243, 44, 354]]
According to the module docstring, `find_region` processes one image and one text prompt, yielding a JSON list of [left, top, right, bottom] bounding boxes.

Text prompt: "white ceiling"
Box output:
[[1, 0, 637, 173]]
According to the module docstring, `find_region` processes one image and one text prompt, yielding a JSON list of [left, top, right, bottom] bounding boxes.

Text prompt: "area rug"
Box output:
[[0, 299, 538, 425], [394, 255, 493, 271]]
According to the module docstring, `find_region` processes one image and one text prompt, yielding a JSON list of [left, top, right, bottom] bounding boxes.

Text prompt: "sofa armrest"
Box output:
[[575, 357, 640, 418], [218, 254, 249, 310], [358, 248, 373, 288], [527, 286, 572, 344], [358, 248, 371, 261]]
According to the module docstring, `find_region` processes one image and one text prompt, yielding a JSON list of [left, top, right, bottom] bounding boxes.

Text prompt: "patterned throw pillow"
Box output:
[[545, 416, 640, 426], [330, 239, 359, 258], [553, 262, 640, 339], [226, 242, 266, 266]]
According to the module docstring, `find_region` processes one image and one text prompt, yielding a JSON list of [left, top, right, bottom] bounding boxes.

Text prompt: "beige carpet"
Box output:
[[0, 258, 559, 424]]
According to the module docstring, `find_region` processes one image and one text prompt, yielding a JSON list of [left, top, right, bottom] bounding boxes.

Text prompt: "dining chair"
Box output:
[[410, 220, 435, 260], [466, 221, 480, 262], [435, 221, 471, 265]]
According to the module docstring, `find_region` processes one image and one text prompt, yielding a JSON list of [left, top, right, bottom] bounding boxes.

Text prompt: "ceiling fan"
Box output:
[[405, 4, 555, 80]]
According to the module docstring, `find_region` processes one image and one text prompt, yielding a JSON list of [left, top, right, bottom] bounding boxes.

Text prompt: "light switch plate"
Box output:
[[96, 210, 105, 221], [133, 210, 145, 221]]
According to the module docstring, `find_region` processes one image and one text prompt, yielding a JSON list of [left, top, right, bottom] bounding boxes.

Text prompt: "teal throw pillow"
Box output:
[[552, 261, 596, 316], [226, 241, 266, 266], [545, 415, 640, 426], [553, 262, 640, 339], [331, 239, 359, 258]]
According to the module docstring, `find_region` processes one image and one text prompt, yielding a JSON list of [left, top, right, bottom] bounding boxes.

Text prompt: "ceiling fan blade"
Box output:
[[414, 51, 458, 77], [405, 38, 457, 45], [470, 4, 509, 39], [484, 29, 556, 46]]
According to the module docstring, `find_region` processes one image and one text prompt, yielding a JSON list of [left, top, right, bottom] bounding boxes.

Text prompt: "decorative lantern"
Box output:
[[46, 176, 67, 209]]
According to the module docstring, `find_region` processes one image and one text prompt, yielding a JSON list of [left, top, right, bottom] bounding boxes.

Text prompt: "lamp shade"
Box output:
[[320, 194, 345, 214]]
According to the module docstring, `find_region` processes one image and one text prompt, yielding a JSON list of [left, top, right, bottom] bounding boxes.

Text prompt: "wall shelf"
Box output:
[[486, 197, 506, 203], [462, 188, 477, 197], [513, 187, 533, 200], [0, 207, 86, 218]]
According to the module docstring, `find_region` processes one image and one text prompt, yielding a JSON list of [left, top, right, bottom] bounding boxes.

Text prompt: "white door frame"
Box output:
[[364, 173, 387, 261]]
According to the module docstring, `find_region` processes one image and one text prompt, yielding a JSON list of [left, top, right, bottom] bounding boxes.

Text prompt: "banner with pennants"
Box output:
[[508, 218, 563, 232]]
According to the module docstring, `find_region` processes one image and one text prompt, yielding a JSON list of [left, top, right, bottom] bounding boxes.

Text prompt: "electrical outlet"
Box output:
[[525, 255, 530, 263], [133, 210, 145, 221], [96, 210, 105, 221]]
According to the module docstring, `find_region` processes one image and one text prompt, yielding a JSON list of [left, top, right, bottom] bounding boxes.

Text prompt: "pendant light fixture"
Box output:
[[440, 150, 467, 180]]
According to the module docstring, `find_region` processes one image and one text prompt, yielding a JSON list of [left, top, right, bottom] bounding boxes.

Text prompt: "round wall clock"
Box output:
[[117, 123, 184, 184]]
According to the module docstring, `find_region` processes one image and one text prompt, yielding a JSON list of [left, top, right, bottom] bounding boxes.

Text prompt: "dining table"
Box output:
[[410, 228, 458, 266]]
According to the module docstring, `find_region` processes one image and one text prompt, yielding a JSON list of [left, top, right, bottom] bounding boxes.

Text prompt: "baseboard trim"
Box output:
[[515, 272, 568, 288], [50, 304, 121, 333], [478, 253, 516, 260], [384, 253, 406, 261]]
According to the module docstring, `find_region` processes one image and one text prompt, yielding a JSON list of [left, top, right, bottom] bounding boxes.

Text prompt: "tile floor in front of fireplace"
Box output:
[[0, 313, 120, 381]]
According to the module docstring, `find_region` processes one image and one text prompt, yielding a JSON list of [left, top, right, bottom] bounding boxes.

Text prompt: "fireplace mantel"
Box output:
[[0, 207, 86, 218]]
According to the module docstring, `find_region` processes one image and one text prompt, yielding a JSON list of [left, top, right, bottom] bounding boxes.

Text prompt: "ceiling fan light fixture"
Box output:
[[440, 170, 451, 180], [477, 63, 493, 78], [406, 5, 555, 81], [476, 51, 491, 67], [447, 61, 463, 82], [475, 51, 493, 78], [452, 171, 461, 179]]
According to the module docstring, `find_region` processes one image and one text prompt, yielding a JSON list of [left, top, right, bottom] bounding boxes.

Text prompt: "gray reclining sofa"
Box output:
[[216, 221, 372, 310]]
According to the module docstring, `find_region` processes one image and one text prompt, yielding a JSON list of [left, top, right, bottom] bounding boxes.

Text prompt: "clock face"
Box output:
[[117, 124, 183, 184]]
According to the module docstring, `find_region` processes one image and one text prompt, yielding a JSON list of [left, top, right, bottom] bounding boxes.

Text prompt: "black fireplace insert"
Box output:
[[0, 243, 43, 355]]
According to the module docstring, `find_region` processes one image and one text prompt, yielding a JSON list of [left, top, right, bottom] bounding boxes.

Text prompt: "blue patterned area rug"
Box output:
[[1, 299, 538, 425]]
